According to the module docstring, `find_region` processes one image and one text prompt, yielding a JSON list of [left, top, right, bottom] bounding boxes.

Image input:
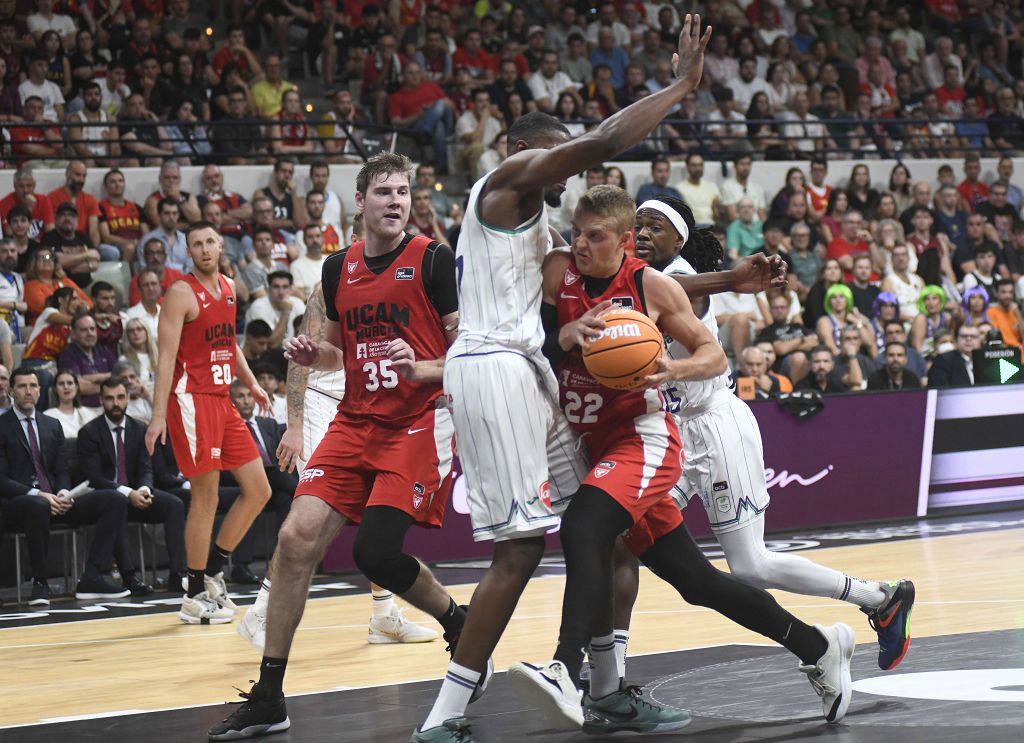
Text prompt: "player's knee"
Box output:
[[276, 520, 320, 565], [352, 534, 419, 594], [491, 537, 545, 581]]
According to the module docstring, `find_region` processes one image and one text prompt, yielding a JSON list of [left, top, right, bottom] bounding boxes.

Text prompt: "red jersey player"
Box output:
[[146, 220, 273, 626], [509, 186, 856, 732], [210, 154, 477, 742]]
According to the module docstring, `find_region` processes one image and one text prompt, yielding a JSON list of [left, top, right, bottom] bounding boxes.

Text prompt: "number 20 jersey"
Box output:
[[555, 255, 666, 434], [323, 234, 448, 428], [172, 273, 238, 397]]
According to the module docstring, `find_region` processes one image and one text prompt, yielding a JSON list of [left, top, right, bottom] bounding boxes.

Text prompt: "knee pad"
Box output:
[[352, 534, 420, 595]]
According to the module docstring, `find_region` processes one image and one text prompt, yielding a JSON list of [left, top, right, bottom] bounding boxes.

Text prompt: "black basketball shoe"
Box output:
[[208, 682, 289, 740]]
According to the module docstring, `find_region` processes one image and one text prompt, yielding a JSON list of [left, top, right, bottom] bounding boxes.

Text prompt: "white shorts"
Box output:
[[671, 389, 770, 533], [298, 386, 342, 473], [445, 349, 586, 542]]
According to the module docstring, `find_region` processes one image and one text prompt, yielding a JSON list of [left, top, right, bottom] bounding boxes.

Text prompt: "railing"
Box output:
[[0, 115, 1012, 167]]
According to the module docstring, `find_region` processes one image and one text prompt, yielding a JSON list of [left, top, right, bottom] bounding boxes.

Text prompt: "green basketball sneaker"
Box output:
[[582, 685, 692, 735]]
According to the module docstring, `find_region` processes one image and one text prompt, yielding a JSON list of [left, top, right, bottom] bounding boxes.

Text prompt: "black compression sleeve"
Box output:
[[321, 250, 346, 322], [541, 302, 566, 367], [423, 242, 458, 317]]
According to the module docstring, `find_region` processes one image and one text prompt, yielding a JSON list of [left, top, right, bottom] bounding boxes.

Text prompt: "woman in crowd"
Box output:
[[769, 36, 804, 87], [44, 369, 99, 437], [39, 30, 72, 100], [119, 317, 159, 392], [817, 283, 874, 355], [504, 92, 526, 127], [0, 57, 22, 122], [961, 286, 991, 327], [764, 61, 795, 114], [870, 292, 901, 356], [605, 166, 628, 192], [23, 249, 93, 326], [846, 163, 879, 219], [746, 91, 789, 159], [172, 53, 211, 121], [556, 93, 585, 137], [872, 193, 899, 234], [874, 218, 913, 275], [69, 28, 109, 108], [21, 288, 84, 408], [165, 98, 213, 165], [820, 189, 849, 245], [211, 63, 253, 119], [803, 258, 844, 329], [478, 130, 508, 175], [911, 285, 954, 357], [888, 163, 913, 213], [769, 166, 805, 218]]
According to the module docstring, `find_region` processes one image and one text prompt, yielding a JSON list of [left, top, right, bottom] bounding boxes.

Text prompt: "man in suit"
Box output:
[[77, 377, 187, 595], [866, 342, 922, 391], [928, 325, 981, 387], [227, 379, 297, 584], [0, 367, 130, 606]]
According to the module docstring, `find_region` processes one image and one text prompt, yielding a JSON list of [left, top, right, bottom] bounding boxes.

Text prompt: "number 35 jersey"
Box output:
[[322, 233, 456, 428], [555, 255, 666, 435], [173, 273, 238, 397]]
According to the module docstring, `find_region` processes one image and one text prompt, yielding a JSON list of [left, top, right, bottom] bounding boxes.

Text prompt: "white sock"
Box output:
[[589, 633, 619, 698], [613, 630, 630, 679], [254, 578, 271, 612], [841, 576, 887, 610], [422, 662, 480, 730], [372, 588, 395, 618]]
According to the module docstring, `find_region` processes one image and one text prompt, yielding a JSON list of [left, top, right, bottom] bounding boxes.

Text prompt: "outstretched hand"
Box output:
[[731, 253, 788, 295], [284, 334, 321, 367], [671, 14, 712, 90]]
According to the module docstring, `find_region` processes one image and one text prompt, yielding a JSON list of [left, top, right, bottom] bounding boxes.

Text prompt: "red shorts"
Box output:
[[167, 392, 260, 478], [298, 406, 455, 527], [582, 411, 684, 556]]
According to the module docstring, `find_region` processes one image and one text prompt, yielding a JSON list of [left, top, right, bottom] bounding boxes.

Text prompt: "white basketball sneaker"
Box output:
[[238, 603, 267, 651], [179, 591, 235, 625], [800, 623, 855, 723], [507, 660, 584, 730], [205, 572, 238, 612], [368, 605, 439, 644]]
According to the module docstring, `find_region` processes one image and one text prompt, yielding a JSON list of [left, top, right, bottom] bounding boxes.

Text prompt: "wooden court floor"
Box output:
[[1, 526, 1022, 731]]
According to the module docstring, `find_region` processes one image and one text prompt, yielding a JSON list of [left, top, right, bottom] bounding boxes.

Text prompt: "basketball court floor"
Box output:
[[2, 509, 1023, 742]]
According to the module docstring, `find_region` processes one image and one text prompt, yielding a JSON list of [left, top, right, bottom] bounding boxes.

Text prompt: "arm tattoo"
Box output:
[[286, 283, 327, 426]]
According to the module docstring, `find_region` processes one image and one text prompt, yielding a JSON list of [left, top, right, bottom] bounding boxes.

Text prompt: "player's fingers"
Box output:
[[700, 24, 712, 51]]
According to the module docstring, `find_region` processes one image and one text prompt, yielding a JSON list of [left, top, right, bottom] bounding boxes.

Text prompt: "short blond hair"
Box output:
[[575, 185, 636, 234]]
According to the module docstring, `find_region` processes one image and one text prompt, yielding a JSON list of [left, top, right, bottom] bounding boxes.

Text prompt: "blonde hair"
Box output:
[[575, 185, 637, 235], [119, 318, 159, 373]]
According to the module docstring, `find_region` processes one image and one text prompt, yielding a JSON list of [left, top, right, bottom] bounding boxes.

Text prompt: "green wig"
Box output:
[[824, 283, 855, 317], [917, 284, 948, 315]]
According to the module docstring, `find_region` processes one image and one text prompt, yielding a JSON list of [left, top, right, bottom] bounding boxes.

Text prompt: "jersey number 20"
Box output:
[[363, 359, 399, 391], [211, 363, 232, 385]]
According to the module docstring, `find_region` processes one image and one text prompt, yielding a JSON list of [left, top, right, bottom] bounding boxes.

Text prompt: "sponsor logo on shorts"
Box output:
[[715, 494, 732, 514], [347, 261, 358, 274], [610, 296, 634, 309], [211, 447, 221, 459], [299, 468, 325, 483], [413, 482, 426, 510], [564, 270, 579, 286], [594, 460, 616, 479], [395, 267, 415, 280], [713, 480, 729, 492], [539, 481, 551, 508]]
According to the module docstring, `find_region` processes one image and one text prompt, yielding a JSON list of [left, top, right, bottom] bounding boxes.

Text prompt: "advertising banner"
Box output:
[[325, 390, 929, 570]]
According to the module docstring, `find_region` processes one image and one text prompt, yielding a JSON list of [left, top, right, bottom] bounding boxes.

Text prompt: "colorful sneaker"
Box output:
[[864, 579, 915, 671], [799, 623, 855, 723], [368, 605, 439, 644], [409, 717, 474, 742], [208, 682, 289, 740], [238, 604, 266, 651], [205, 572, 238, 612], [507, 660, 584, 730], [582, 685, 691, 734]]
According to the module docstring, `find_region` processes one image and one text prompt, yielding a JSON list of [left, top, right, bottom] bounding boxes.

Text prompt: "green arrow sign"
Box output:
[[999, 358, 1020, 384]]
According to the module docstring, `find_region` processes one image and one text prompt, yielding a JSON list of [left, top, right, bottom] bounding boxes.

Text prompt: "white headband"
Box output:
[[637, 200, 690, 244]]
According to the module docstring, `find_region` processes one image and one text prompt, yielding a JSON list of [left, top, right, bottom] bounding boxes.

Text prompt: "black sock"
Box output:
[[554, 645, 585, 689], [206, 544, 231, 576], [434, 598, 466, 636], [783, 621, 829, 666], [187, 569, 204, 598], [259, 656, 288, 695]]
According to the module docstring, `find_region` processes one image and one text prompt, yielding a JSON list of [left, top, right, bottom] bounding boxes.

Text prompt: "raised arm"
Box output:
[[669, 253, 788, 298]]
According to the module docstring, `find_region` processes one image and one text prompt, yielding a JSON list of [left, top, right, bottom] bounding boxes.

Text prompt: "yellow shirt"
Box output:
[[251, 79, 297, 118]]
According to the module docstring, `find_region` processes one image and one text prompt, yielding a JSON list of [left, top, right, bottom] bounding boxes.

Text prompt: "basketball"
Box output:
[[582, 308, 664, 390]]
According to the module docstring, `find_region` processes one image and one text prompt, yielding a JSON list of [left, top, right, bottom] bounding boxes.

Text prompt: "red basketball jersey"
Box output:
[[555, 255, 666, 433], [172, 273, 238, 396], [331, 235, 448, 427]]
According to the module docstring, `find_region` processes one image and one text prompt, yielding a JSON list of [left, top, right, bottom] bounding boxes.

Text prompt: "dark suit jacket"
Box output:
[[866, 369, 922, 391], [250, 416, 285, 460], [77, 414, 154, 491], [0, 408, 70, 498], [151, 437, 188, 491], [927, 351, 973, 388]]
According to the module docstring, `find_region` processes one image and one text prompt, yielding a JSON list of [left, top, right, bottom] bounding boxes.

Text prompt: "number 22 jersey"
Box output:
[[322, 233, 457, 428]]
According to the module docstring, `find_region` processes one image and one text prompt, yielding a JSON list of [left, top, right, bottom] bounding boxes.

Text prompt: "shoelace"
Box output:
[[801, 668, 838, 697], [221, 684, 259, 720], [621, 685, 664, 712], [444, 719, 473, 741]]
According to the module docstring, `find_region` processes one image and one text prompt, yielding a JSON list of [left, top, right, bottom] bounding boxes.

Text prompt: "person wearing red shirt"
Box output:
[[451, 29, 496, 83], [826, 210, 872, 281], [8, 95, 62, 165], [268, 89, 316, 156], [361, 32, 405, 123], [935, 64, 967, 116], [98, 168, 144, 262], [130, 236, 186, 305], [47, 160, 102, 248], [0, 163, 54, 239], [387, 61, 455, 174], [958, 154, 989, 211], [211, 26, 264, 82]]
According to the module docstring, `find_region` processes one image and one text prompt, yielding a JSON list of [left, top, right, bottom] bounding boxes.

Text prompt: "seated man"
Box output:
[[795, 346, 850, 394], [736, 346, 782, 400], [928, 325, 980, 388], [77, 377, 187, 595], [0, 367, 130, 606], [866, 342, 921, 390]]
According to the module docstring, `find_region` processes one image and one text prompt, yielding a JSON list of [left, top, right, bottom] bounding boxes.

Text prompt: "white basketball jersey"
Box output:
[[308, 368, 345, 400], [661, 255, 733, 411], [449, 173, 549, 356]]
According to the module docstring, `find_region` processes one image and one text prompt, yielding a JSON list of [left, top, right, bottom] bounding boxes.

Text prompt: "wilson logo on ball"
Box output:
[[598, 323, 643, 340], [582, 308, 664, 390]]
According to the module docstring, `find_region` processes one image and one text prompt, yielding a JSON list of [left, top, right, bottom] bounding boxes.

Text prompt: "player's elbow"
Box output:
[[708, 345, 729, 376]]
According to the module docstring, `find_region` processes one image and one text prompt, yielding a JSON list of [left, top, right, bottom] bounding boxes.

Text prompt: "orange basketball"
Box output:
[[582, 308, 664, 390]]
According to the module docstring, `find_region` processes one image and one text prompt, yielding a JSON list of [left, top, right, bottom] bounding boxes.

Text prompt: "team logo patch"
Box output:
[[227, 296, 235, 305], [413, 482, 426, 510], [539, 481, 551, 509], [356, 343, 368, 359], [395, 266, 415, 280], [347, 261, 358, 274], [211, 447, 221, 459], [611, 296, 634, 309], [713, 480, 729, 492], [198, 291, 206, 301], [299, 468, 324, 483], [715, 495, 732, 514], [594, 460, 616, 479], [564, 270, 579, 286]]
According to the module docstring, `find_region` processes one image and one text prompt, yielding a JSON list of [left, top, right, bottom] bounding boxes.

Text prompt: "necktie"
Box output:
[[115, 425, 129, 486], [25, 416, 52, 492], [247, 421, 273, 467]]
